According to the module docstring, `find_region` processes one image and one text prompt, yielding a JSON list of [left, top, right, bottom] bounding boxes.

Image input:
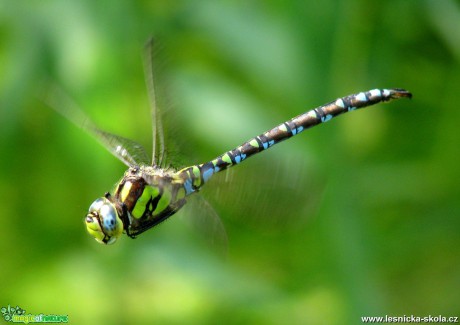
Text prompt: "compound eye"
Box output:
[[85, 197, 123, 244], [88, 198, 105, 214], [99, 203, 120, 236]]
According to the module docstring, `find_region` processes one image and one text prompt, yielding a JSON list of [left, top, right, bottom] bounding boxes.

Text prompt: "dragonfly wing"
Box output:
[[42, 82, 149, 167], [141, 38, 192, 170], [91, 128, 150, 167], [143, 38, 166, 168], [178, 194, 229, 257], [202, 152, 325, 232]]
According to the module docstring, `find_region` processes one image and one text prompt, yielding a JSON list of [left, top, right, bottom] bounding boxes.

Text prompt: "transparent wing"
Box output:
[[143, 38, 166, 168], [141, 38, 193, 170], [202, 151, 325, 233], [178, 194, 229, 258], [42, 82, 149, 167]]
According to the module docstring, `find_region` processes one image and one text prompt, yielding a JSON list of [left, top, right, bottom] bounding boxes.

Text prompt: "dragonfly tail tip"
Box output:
[[390, 88, 412, 99]]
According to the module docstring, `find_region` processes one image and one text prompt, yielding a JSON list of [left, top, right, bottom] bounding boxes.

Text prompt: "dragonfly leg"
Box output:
[[120, 202, 136, 238]]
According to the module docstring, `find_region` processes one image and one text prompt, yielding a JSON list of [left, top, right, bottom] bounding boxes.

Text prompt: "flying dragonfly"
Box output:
[[45, 39, 412, 245]]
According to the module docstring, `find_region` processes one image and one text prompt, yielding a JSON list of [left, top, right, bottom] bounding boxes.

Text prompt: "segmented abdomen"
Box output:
[[178, 88, 411, 194]]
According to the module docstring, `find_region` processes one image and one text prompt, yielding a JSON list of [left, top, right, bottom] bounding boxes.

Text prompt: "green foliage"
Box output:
[[1, 0, 459, 323]]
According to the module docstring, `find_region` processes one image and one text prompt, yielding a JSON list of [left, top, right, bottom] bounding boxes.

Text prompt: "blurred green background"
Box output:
[[1, 0, 459, 324]]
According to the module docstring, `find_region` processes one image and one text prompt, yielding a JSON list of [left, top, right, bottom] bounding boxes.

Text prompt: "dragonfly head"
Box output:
[[85, 197, 123, 244]]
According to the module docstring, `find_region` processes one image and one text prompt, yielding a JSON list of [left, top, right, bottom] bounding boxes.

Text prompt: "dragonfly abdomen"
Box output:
[[213, 88, 410, 171], [177, 88, 411, 195]]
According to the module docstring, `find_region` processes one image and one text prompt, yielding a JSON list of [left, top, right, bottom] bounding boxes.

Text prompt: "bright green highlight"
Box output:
[[154, 188, 172, 215], [222, 154, 232, 164], [192, 166, 201, 187], [249, 139, 259, 148], [132, 186, 159, 219]]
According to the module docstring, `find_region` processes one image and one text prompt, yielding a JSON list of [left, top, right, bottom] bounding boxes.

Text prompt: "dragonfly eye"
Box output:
[[85, 197, 123, 245]]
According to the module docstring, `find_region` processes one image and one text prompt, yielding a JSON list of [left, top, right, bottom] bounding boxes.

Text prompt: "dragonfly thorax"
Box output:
[[85, 165, 190, 244]]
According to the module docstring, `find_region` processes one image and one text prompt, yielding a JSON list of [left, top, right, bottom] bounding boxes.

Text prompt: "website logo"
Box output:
[[1, 305, 68, 324]]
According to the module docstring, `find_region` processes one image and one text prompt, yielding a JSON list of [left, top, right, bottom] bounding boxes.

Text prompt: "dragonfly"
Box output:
[[45, 39, 412, 245]]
